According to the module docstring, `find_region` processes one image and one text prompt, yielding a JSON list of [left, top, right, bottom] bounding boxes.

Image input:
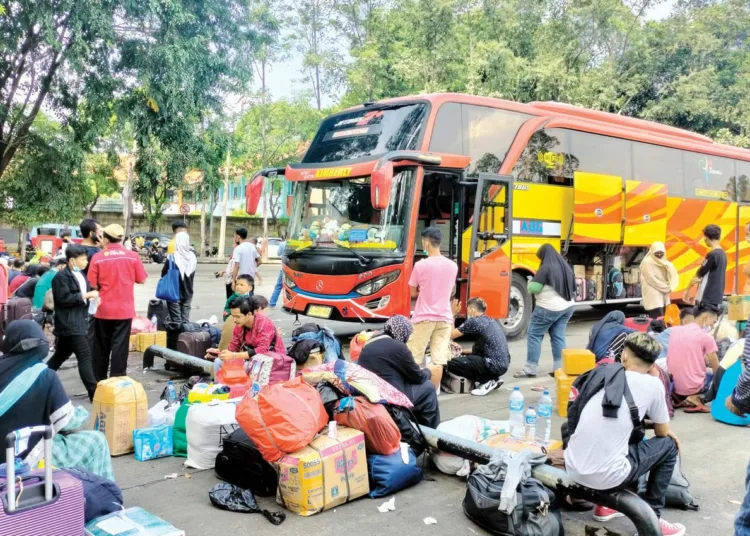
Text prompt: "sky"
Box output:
[[259, 0, 679, 106]]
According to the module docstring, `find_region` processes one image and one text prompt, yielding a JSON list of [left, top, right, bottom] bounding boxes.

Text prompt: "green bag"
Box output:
[[173, 400, 193, 457]]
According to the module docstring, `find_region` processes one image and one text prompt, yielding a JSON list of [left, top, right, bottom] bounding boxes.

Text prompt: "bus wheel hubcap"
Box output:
[[502, 286, 524, 331]]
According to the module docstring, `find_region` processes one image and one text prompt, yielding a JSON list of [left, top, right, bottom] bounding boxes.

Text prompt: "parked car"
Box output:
[[266, 237, 282, 259]]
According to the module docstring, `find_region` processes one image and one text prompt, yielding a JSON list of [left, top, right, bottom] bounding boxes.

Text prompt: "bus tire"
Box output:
[[502, 272, 532, 340]]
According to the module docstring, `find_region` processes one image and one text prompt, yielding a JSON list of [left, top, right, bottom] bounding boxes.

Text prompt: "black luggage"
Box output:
[[215, 428, 277, 497], [147, 299, 169, 331], [464, 471, 563, 536], [177, 331, 212, 358]]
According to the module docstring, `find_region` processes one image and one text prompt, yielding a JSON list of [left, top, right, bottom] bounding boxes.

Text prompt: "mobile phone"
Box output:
[[214, 272, 220, 278]]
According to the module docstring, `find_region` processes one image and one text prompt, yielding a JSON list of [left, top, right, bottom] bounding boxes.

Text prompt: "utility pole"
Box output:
[[200, 184, 207, 258], [217, 146, 231, 261]]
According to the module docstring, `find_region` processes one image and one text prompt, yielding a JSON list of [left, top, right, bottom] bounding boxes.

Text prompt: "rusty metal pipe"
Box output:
[[420, 425, 661, 536], [142, 345, 214, 376]]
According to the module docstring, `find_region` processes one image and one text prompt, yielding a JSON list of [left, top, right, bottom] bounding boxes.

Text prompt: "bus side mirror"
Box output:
[[245, 175, 263, 215], [371, 161, 394, 210]]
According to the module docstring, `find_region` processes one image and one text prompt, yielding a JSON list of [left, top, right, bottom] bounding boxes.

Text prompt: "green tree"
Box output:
[[83, 152, 119, 216]]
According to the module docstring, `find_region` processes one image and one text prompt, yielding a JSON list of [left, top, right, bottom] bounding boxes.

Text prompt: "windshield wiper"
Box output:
[[285, 242, 370, 264]]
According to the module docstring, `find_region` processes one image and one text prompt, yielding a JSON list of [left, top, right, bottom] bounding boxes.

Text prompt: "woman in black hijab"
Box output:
[[515, 244, 576, 378]]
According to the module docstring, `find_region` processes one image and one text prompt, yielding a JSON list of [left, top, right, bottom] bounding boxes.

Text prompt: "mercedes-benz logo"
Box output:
[[316, 280, 324, 292]]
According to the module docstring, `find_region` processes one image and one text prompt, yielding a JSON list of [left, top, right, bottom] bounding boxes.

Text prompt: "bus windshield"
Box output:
[[302, 104, 428, 163], [287, 169, 416, 255]]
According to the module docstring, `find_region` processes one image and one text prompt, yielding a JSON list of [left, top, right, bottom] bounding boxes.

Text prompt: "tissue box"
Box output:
[[85, 507, 184, 536], [133, 424, 173, 461]]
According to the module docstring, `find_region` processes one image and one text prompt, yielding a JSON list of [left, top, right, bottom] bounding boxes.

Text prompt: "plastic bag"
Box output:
[[208, 483, 286, 525], [432, 416, 507, 475], [349, 331, 374, 362], [235, 376, 327, 462], [131, 316, 157, 334], [156, 257, 180, 302], [147, 400, 180, 427], [664, 303, 680, 327], [185, 400, 238, 469], [334, 396, 401, 455]]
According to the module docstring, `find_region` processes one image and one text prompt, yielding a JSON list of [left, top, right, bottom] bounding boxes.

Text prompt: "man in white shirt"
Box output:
[[231, 227, 261, 290], [564, 332, 685, 536]]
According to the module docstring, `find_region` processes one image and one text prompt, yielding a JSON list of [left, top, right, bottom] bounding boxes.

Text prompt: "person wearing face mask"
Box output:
[[79, 218, 102, 277], [640, 242, 679, 319], [666, 303, 720, 413], [46, 244, 100, 400], [683, 224, 726, 308]]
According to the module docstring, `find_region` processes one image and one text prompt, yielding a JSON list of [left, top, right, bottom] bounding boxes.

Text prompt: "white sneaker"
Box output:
[[471, 379, 502, 396]]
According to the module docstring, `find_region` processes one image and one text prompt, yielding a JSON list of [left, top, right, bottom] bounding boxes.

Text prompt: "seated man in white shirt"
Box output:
[[564, 332, 685, 536]]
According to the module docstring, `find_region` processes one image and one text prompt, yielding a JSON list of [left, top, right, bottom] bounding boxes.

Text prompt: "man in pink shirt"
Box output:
[[666, 303, 719, 410], [406, 227, 458, 366]]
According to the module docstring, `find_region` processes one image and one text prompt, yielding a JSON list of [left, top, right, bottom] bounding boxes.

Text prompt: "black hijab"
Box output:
[[0, 320, 49, 392], [531, 244, 576, 301]]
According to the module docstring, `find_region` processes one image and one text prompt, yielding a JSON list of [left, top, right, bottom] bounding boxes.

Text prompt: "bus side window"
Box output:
[[512, 129, 574, 186]]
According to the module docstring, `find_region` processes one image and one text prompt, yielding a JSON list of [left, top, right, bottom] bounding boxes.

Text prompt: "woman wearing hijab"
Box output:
[[640, 241, 678, 319], [162, 232, 197, 323], [358, 315, 440, 428], [515, 244, 576, 378], [0, 320, 114, 479], [586, 311, 635, 362]]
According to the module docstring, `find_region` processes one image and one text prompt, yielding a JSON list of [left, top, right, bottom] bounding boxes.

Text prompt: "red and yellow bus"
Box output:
[[247, 93, 750, 337]]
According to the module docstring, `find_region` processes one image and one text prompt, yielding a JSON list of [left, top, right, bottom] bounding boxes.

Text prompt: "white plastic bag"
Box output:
[[431, 416, 507, 475], [147, 400, 180, 427], [185, 399, 238, 470]]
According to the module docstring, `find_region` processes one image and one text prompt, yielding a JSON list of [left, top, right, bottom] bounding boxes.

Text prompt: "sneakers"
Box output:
[[595, 506, 686, 536], [593, 505, 625, 522], [471, 379, 502, 396], [659, 518, 686, 536]]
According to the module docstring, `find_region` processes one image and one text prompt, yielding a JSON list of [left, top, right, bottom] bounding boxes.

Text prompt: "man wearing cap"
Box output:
[[88, 224, 148, 380]]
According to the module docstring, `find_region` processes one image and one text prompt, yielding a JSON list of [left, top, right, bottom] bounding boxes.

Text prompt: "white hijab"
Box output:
[[173, 232, 197, 279]]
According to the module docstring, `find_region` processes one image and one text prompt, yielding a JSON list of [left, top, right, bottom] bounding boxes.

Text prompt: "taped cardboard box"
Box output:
[[91, 377, 148, 455], [136, 331, 167, 352], [277, 427, 369, 516], [728, 295, 750, 322], [129, 334, 137, 352]]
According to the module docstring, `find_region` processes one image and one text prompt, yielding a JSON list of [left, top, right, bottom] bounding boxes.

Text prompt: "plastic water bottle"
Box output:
[[509, 387, 525, 439], [166, 381, 177, 406], [524, 406, 537, 442], [536, 390, 553, 445]]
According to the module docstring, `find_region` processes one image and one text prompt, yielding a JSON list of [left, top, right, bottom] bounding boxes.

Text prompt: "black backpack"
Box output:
[[214, 427, 277, 497], [464, 472, 563, 536]]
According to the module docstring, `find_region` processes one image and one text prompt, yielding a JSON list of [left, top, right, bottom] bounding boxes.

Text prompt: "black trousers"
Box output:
[[225, 283, 233, 299], [93, 318, 133, 380], [645, 307, 664, 319], [167, 300, 192, 324], [447, 354, 505, 384], [607, 436, 678, 518], [47, 334, 98, 400]]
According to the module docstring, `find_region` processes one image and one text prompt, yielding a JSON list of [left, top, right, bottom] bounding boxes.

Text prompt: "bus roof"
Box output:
[[349, 93, 750, 162]]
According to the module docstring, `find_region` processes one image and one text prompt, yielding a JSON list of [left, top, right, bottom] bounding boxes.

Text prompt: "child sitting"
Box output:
[[223, 274, 254, 321]]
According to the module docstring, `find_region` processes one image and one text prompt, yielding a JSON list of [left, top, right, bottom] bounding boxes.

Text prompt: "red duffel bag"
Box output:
[[334, 396, 401, 455], [235, 376, 327, 462]]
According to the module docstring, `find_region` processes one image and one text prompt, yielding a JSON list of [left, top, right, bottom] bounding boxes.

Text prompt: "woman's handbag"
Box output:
[[155, 257, 180, 302]]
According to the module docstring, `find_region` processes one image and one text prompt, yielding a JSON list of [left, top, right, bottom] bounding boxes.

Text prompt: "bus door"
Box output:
[[467, 173, 514, 319], [449, 176, 477, 309]]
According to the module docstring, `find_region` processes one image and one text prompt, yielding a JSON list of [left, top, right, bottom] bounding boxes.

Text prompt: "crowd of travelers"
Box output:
[[2, 218, 750, 536]]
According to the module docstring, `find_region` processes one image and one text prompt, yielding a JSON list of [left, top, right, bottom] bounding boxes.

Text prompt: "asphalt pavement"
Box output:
[[50, 262, 748, 535]]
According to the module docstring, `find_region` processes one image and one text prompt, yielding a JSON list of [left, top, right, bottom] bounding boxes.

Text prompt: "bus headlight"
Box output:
[[354, 270, 400, 296], [284, 273, 297, 289]]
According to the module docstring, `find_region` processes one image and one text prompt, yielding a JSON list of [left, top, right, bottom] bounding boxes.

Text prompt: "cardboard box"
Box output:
[[136, 331, 167, 352], [573, 265, 586, 278], [585, 265, 603, 276], [554, 369, 576, 418], [91, 377, 148, 455], [482, 433, 563, 454], [129, 334, 137, 352], [562, 348, 595, 376], [593, 276, 603, 300], [728, 295, 750, 321], [300, 350, 324, 371], [277, 427, 369, 516]]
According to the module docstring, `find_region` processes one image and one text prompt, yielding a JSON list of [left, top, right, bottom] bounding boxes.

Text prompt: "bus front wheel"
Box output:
[[502, 273, 531, 340]]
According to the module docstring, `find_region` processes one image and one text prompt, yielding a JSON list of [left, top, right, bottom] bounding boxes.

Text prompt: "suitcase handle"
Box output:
[[4, 426, 53, 512]]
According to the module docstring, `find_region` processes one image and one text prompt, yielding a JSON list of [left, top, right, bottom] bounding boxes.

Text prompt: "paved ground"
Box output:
[[53, 262, 748, 535]]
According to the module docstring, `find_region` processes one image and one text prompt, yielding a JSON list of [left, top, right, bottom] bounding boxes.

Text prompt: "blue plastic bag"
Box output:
[[133, 424, 173, 461], [155, 257, 180, 302], [367, 448, 423, 498]]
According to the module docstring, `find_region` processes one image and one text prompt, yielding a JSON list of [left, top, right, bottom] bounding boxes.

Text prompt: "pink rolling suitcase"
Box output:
[[0, 426, 85, 535]]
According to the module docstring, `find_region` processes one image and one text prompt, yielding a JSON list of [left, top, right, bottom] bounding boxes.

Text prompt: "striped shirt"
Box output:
[[732, 335, 750, 413]]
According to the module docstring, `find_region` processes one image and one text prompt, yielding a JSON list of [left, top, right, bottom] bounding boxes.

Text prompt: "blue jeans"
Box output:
[[736, 460, 750, 535], [269, 271, 283, 307], [524, 305, 574, 374]]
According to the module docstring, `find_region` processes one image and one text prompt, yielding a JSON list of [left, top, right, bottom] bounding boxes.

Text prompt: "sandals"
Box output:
[[513, 370, 537, 379], [684, 404, 711, 414]]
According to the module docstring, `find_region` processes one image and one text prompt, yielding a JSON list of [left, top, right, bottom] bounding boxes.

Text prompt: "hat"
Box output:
[[103, 224, 124, 240]]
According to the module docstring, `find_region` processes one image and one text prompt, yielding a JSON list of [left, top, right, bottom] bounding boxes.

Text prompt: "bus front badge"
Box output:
[[316, 280, 324, 292]]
